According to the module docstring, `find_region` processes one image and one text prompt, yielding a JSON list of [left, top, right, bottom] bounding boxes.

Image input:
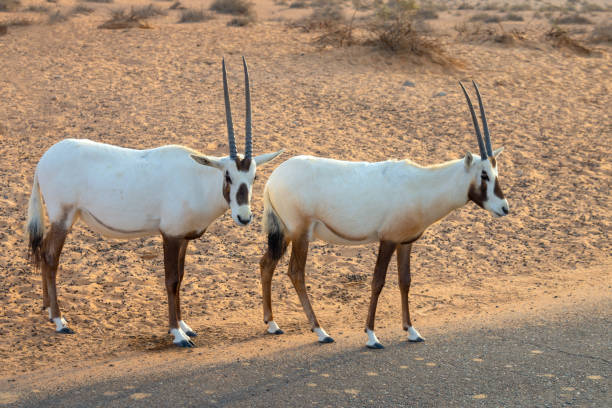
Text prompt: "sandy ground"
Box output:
[[0, 0, 610, 379]]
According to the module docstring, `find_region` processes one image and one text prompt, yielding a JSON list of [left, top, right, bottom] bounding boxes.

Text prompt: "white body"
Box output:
[[265, 155, 476, 245], [35, 139, 228, 237]]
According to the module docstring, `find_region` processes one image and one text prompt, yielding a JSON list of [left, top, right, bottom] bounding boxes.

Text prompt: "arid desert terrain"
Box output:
[[0, 0, 610, 389]]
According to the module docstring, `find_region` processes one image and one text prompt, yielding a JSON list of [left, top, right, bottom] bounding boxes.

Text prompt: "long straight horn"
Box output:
[[459, 81, 487, 160], [243, 56, 252, 160], [472, 81, 493, 157], [222, 58, 237, 159]]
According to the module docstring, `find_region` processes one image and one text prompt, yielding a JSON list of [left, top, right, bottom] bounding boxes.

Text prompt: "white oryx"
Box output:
[[259, 81, 509, 349], [26, 57, 282, 347]]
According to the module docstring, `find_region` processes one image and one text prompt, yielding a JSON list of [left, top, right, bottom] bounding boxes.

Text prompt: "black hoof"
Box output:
[[367, 342, 384, 349], [57, 327, 75, 334], [267, 329, 284, 335], [409, 337, 425, 343], [318, 336, 334, 344], [175, 339, 195, 348], [185, 331, 197, 338]]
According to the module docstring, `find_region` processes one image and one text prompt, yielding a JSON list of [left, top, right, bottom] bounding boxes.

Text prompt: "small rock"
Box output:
[[434, 91, 447, 97], [403, 81, 416, 87]]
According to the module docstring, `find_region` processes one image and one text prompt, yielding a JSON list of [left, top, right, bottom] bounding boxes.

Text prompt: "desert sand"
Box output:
[[0, 0, 610, 380]]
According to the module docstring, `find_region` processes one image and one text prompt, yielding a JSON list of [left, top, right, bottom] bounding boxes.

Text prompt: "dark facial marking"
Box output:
[[493, 177, 505, 199], [468, 179, 487, 208], [236, 183, 249, 205], [490, 156, 497, 168], [234, 157, 252, 172], [223, 180, 231, 204]]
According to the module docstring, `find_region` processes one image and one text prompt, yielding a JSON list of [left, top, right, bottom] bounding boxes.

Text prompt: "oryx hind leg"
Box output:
[[364, 241, 396, 349], [259, 244, 286, 335], [43, 206, 76, 334], [397, 243, 424, 343], [287, 235, 333, 344]]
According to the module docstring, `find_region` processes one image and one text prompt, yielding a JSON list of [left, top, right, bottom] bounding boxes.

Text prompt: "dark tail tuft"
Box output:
[[266, 210, 287, 261], [28, 222, 43, 270]]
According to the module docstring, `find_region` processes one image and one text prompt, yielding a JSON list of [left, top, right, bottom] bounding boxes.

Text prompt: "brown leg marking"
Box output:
[[260, 247, 282, 325], [42, 223, 68, 323], [365, 241, 397, 331], [42, 268, 50, 312], [287, 235, 321, 330], [175, 239, 189, 324], [397, 243, 414, 330], [162, 234, 185, 331]]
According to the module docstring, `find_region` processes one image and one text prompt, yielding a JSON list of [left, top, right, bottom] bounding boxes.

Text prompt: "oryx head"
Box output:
[[191, 57, 283, 226], [460, 81, 509, 218]]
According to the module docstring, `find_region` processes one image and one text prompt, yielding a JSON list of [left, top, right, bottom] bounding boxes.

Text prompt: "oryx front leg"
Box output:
[[260, 248, 283, 335], [163, 235, 194, 348], [288, 236, 333, 344], [364, 241, 396, 349], [397, 243, 424, 342], [175, 240, 197, 338]]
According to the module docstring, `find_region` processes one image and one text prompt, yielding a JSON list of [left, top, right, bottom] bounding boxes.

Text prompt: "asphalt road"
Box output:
[[8, 303, 610, 408]]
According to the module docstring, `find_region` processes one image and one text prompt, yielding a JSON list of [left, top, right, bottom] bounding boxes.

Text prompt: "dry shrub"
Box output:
[[469, 12, 500, 23], [71, 4, 94, 14], [503, 12, 523, 22], [81, 0, 112, 3], [457, 2, 474, 10], [98, 9, 152, 29], [506, 3, 531, 12], [289, 1, 309, 8], [581, 2, 605, 13], [47, 10, 68, 24], [456, 21, 529, 46], [415, 8, 438, 20], [25, 4, 50, 12], [589, 23, 612, 43], [365, 0, 457, 66], [169, 1, 185, 10], [0, 0, 20, 11], [545, 27, 592, 55], [227, 14, 255, 26], [553, 14, 593, 25], [295, 3, 345, 31], [131, 4, 167, 19], [178, 8, 214, 23], [210, 0, 254, 15]]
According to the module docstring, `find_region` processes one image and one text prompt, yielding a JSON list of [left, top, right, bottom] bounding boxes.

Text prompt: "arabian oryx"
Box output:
[[26, 57, 283, 347], [258, 81, 508, 349]]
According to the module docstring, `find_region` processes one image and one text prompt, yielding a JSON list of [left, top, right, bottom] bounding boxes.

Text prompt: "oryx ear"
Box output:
[[254, 150, 284, 166], [492, 146, 504, 158], [191, 155, 224, 170], [464, 151, 474, 169]]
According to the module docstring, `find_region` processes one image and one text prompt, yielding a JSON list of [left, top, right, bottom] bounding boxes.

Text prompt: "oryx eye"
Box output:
[[254, 175, 258, 181], [225, 172, 232, 184], [481, 171, 489, 181]]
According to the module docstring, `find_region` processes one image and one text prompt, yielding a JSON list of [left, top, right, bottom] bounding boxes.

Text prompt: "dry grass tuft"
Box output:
[[589, 23, 612, 43], [131, 4, 167, 19], [169, 1, 185, 10], [455, 21, 529, 47], [80, 0, 112, 3], [294, 3, 344, 32], [545, 27, 592, 55], [70, 4, 94, 14], [469, 12, 501, 23], [47, 10, 68, 24], [98, 9, 152, 29], [210, 0, 254, 16], [289, 0, 309, 8], [503, 12, 523, 22], [25, 4, 50, 12], [553, 14, 593, 25], [178, 8, 214, 23], [227, 14, 255, 26], [0, 0, 20, 11]]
